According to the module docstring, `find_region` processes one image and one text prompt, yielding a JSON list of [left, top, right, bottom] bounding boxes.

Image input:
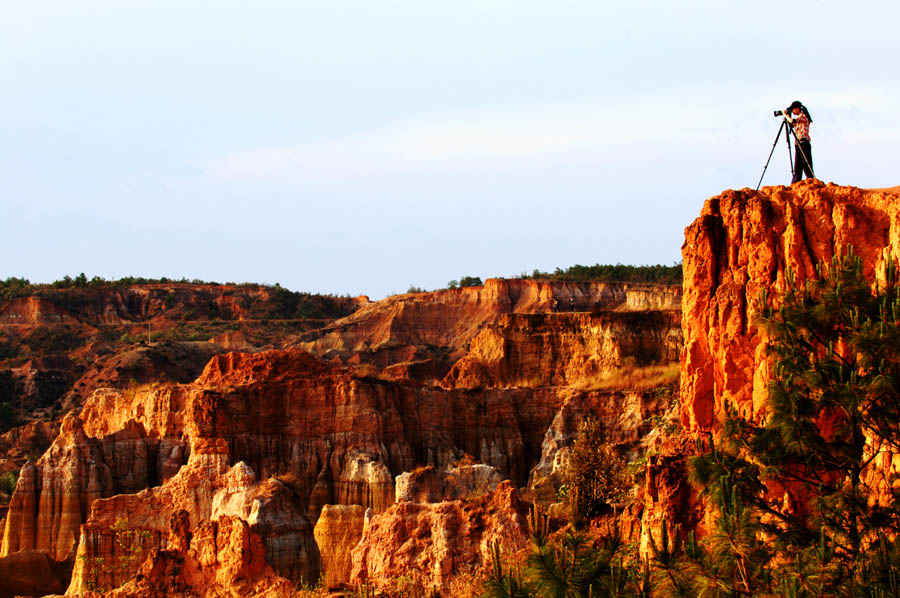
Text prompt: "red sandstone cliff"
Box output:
[[681, 181, 900, 431]]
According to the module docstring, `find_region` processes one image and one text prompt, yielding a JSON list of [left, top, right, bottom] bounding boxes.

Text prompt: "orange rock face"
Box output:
[[350, 481, 529, 594], [681, 182, 900, 431], [443, 311, 681, 390], [0, 297, 80, 325], [1, 413, 163, 562], [3, 349, 566, 591], [97, 509, 294, 598], [313, 504, 366, 589]]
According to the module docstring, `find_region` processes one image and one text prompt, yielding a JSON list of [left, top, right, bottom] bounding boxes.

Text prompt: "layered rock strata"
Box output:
[[297, 279, 681, 365], [443, 311, 681, 390]]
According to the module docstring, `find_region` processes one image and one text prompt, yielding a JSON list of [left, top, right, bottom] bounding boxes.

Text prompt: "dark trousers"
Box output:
[[792, 140, 814, 183]]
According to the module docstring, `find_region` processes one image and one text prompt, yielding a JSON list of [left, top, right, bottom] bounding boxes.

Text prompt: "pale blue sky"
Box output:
[[3, 1, 899, 298]]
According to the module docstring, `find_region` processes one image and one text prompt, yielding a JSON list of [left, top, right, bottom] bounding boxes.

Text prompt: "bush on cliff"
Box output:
[[0, 470, 17, 500], [564, 418, 630, 521], [0, 371, 19, 432], [446, 276, 484, 289]]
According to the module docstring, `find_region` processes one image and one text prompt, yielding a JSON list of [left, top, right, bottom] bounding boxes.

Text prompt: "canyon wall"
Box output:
[[0, 277, 682, 594], [1, 350, 568, 591], [296, 278, 681, 362]]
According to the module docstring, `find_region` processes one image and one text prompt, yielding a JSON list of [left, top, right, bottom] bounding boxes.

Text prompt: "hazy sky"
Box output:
[[3, 1, 899, 298]]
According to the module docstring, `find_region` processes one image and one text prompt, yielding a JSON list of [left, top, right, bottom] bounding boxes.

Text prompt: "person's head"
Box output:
[[789, 100, 803, 116]]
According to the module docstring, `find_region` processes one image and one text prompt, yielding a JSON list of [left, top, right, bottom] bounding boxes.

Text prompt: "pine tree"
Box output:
[[689, 247, 900, 596]]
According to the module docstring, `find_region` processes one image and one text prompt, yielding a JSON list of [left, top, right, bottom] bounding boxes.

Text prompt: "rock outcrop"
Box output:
[[681, 182, 900, 431], [313, 504, 366, 589], [395, 464, 504, 503], [2, 349, 575, 591], [350, 481, 529, 594], [0, 548, 66, 598], [0, 297, 80, 326], [94, 509, 295, 598], [1, 413, 170, 562]]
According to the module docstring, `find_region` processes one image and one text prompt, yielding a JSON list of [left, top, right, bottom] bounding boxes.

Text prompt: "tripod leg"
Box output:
[[785, 123, 794, 179], [756, 120, 787, 191]]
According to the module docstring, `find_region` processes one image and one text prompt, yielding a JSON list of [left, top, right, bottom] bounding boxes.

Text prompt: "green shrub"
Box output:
[[566, 418, 630, 521], [0, 470, 17, 496], [23, 326, 82, 354]]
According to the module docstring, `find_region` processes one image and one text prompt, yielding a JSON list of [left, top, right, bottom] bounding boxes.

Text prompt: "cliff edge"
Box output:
[[681, 180, 900, 431]]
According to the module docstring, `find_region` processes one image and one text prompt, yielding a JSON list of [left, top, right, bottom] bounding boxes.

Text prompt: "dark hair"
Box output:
[[787, 100, 813, 123]]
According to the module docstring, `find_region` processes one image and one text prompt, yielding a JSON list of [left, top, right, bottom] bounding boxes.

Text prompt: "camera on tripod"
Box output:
[[773, 110, 786, 118]]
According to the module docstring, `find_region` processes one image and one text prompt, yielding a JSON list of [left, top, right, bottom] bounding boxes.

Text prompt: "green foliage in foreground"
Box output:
[[482, 507, 644, 598], [688, 247, 900, 596], [484, 248, 900, 597], [522, 263, 682, 284]]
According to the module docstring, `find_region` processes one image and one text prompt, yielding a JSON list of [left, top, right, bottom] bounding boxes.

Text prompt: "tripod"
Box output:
[[756, 118, 816, 190], [756, 118, 794, 191]]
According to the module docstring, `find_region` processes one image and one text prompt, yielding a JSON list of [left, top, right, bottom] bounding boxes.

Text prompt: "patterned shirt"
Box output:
[[790, 113, 810, 142]]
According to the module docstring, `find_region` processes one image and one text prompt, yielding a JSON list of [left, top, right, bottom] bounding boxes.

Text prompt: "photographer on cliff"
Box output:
[[781, 100, 815, 183]]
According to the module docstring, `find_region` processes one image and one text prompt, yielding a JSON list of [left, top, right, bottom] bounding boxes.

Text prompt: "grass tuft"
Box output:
[[571, 363, 679, 392]]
